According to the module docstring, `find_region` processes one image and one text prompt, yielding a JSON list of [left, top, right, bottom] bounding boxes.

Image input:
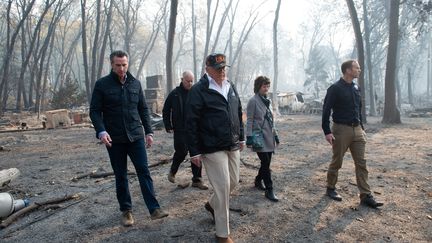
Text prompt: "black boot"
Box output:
[[254, 177, 266, 190], [326, 188, 342, 201], [265, 189, 279, 202]]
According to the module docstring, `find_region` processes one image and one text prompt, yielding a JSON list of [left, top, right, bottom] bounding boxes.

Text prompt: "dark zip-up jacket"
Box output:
[[185, 74, 244, 157], [162, 83, 188, 132], [90, 71, 153, 143], [322, 78, 363, 135]]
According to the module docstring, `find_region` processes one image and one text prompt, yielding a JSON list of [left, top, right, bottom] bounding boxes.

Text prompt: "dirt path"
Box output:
[[0, 115, 431, 242]]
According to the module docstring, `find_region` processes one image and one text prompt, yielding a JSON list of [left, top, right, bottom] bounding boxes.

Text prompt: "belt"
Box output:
[[336, 122, 360, 127]]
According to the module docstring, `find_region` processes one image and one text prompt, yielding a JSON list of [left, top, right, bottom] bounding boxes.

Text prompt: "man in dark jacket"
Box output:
[[162, 70, 208, 190], [186, 53, 244, 243], [90, 50, 168, 227], [322, 59, 383, 208]]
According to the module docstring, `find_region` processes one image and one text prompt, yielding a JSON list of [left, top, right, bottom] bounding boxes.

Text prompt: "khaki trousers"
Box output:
[[327, 123, 371, 196], [202, 150, 240, 238]]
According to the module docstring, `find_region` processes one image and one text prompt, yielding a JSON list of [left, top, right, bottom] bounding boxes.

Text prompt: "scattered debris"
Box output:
[[151, 113, 164, 130], [148, 157, 171, 168], [349, 182, 357, 186], [229, 207, 243, 213], [0, 168, 20, 187], [407, 108, 432, 118], [0, 193, 83, 229], [0, 146, 11, 152], [177, 182, 190, 189], [356, 217, 364, 222], [240, 158, 260, 170], [383, 236, 392, 242]]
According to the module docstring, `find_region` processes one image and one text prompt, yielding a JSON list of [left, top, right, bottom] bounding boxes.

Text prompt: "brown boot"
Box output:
[[121, 210, 134, 226], [192, 180, 209, 190], [215, 236, 234, 243], [150, 208, 169, 220], [168, 172, 176, 183]]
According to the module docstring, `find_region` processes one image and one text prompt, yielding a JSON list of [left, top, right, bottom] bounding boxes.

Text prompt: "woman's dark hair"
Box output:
[[254, 76, 271, 94], [110, 50, 128, 63]]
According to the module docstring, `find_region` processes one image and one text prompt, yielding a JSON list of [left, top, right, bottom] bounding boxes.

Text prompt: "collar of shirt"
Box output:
[[120, 74, 127, 85], [206, 73, 230, 100]]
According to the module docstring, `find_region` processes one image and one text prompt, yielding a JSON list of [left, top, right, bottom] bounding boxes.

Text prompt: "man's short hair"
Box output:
[[110, 50, 128, 63], [341, 60, 356, 74], [182, 70, 194, 79], [254, 76, 271, 94]]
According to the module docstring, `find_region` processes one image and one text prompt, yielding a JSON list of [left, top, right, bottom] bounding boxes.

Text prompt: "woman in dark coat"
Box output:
[[246, 76, 280, 202]]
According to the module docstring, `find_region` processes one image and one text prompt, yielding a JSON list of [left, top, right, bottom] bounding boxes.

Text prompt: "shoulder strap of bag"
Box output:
[[254, 97, 266, 130]]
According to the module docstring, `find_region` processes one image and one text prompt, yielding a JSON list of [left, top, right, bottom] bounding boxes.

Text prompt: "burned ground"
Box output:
[[0, 115, 431, 242]]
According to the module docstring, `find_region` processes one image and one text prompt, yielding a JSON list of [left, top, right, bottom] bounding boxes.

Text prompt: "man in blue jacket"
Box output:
[[186, 53, 244, 243], [90, 50, 168, 227], [162, 70, 208, 190]]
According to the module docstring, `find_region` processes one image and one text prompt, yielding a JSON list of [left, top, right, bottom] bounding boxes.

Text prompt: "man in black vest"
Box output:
[[162, 70, 208, 190]]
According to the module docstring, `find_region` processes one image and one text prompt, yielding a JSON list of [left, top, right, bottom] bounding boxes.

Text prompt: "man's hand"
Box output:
[[239, 143, 245, 151], [191, 155, 202, 167], [166, 129, 173, 133], [325, 133, 335, 145], [146, 134, 154, 148], [100, 133, 112, 148]]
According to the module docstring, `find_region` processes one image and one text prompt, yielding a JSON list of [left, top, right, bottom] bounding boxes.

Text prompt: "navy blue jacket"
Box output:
[[89, 71, 153, 143], [185, 74, 244, 156], [322, 78, 363, 135]]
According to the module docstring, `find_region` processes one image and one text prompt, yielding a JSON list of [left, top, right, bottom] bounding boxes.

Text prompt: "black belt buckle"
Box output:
[[350, 122, 359, 127]]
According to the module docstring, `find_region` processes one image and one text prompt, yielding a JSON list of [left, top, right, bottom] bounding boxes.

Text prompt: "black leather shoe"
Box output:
[[326, 188, 342, 201], [204, 202, 215, 222], [361, 194, 383, 208], [265, 189, 279, 202], [254, 178, 266, 190]]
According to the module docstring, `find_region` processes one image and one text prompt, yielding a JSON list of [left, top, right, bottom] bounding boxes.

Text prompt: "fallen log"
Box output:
[[71, 157, 171, 182], [240, 158, 260, 170], [148, 157, 172, 168], [71, 171, 136, 182], [0, 127, 44, 133], [0, 193, 82, 229]]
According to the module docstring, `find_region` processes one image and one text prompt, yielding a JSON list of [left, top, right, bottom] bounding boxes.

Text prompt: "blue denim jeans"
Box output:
[[106, 138, 160, 214]]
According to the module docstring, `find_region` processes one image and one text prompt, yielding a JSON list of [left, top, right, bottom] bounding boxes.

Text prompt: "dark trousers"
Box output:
[[107, 138, 160, 214], [256, 152, 273, 189], [170, 132, 202, 182]]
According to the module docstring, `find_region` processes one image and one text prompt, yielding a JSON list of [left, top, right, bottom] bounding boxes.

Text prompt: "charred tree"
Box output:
[[346, 0, 367, 123], [362, 0, 377, 116], [166, 0, 178, 93], [382, 0, 401, 124], [272, 0, 281, 114], [0, 0, 36, 114]]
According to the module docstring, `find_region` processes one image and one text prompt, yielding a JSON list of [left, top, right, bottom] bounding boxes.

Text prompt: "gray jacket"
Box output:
[[246, 94, 277, 152]]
